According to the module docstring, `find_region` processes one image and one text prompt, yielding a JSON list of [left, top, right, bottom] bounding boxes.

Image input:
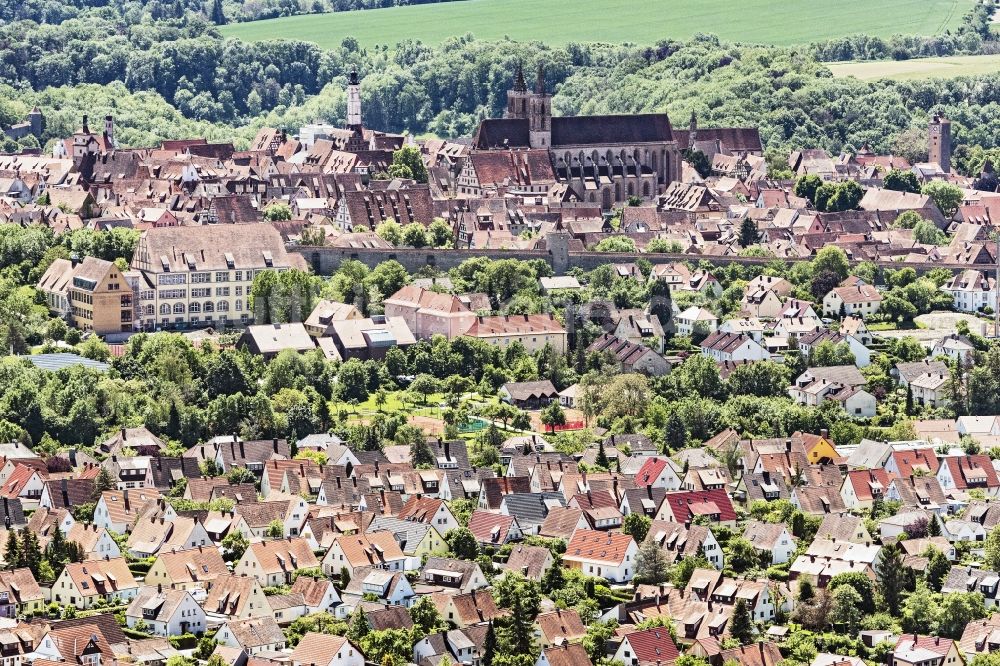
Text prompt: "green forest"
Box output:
[[1, 0, 999, 167]]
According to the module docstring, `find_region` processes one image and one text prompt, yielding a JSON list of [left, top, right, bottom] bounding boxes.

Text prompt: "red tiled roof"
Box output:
[[565, 529, 635, 565], [467, 511, 515, 546], [663, 488, 737, 524], [634, 458, 668, 488], [944, 455, 1000, 490], [891, 449, 940, 477], [847, 468, 894, 502], [622, 626, 680, 664]]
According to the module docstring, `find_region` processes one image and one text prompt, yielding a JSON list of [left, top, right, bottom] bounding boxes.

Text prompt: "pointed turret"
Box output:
[[513, 62, 527, 93], [535, 63, 545, 95]]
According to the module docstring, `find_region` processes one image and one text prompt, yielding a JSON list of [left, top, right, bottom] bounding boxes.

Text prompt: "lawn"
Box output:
[[828, 53, 1000, 80], [219, 0, 972, 49]]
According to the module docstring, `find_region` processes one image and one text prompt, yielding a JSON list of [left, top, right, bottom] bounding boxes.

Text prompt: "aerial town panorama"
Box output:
[[5, 1, 1000, 666]]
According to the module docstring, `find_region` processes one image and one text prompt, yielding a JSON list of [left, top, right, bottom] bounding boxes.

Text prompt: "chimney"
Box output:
[[785, 439, 792, 452], [273, 438, 279, 453], [820, 428, 828, 439], [121, 427, 126, 440], [123, 489, 130, 512], [444, 441, 451, 460], [157, 583, 162, 593]]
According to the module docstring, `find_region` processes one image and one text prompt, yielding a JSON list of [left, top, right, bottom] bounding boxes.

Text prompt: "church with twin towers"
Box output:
[[471, 62, 762, 209]]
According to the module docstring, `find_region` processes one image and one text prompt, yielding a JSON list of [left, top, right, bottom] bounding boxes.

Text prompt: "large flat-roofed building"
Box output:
[[130, 224, 302, 331]]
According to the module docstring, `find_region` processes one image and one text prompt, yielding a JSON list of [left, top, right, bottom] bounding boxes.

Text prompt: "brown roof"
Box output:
[[718, 641, 783, 666], [565, 530, 635, 565], [63, 557, 137, 597], [397, 496, 446, 524], [432, 588, 505, 626], [0, 567, 43, 604], [541, 643, 593, 666], [155, 545, 228, 584], [480, 476, 532, 510], [204, 573, 263, 617], [289, 632, 350, 666], [133, 224, 298, 274], [221, 616, 284, 649], [289, 576, 333, 609], [538, 507, 583, 540], [246, 537, 319, 575], [465, 314, 564, 338], [334, 531, 405, 569], [98, 488, 162, 527], [536, 609, 586, 644]]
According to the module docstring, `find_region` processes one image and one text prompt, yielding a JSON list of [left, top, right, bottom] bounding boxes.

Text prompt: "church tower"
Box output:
[[929, 113, 951, 173], [506, 63, 529, 120], [528, 64, 552, 149], [688, 110, 698, 151], [346, 68, 363, 130]]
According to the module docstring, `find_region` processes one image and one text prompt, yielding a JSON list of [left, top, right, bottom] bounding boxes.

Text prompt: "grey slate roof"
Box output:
[[500, 492, 566, 531], [367, 516, 434, 552]]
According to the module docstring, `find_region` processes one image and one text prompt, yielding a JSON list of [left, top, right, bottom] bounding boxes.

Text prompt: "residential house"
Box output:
[[144, 545, 229, 591], [202, 573, 271, 620], [586, 334, 670, 376], [822, 284, 882, 318], [0, 568, 44, 617], [563, 530, 638, 583], [646, 521, 724, 569], [289, 575, 341, 615], [700, 331, 768, 362], [943, 269, 997, 313], [632, 458, 682, 492], [322, 532, 407, 576], [742, 520, 795, 564], [36, 256, 136, 334], [889, 635, 960, 666], [840, 469, 893, 510], [327, 316, 417, 360], [675, 306, 719, 337], [234, 538, 320, 587], [125, 586, 206, 637], [937, 455, 1000, 496], [932, 333, 975, 363], [125, 516, 211, 558], [467, 511, 522, 548], [741, 288, 785, 319], [504, 544, 554, 581], [215, 616, 285, 655], [657, 488, 738, 527], [397, 495, 459, 534], [51, 556, 139, 609], [288, 633, 363, 666], [238, 323, 316, 359], [613, 626, 680, 666]]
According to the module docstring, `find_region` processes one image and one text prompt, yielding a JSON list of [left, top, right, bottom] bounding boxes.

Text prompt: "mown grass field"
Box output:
[[828, 53, 1000, 80], [219, 0, 973, 49]]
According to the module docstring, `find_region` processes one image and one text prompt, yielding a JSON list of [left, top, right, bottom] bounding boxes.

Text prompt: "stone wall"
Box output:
[[292, 244, 985, 278]]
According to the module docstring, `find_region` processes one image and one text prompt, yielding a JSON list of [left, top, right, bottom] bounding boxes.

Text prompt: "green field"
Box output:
[[828, 53, 1000, 80], [219, 0, 973, 49]]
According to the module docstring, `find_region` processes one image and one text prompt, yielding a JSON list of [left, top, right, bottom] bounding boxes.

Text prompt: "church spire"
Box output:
[[535, 63, 545, 95], [513, 62, 527, 93]]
